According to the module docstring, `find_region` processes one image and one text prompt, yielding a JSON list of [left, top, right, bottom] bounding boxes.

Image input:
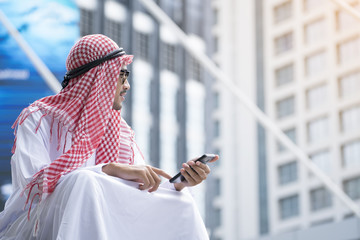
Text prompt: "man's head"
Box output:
[[113, 65, 130, 110], [61, 34, 133, 112]]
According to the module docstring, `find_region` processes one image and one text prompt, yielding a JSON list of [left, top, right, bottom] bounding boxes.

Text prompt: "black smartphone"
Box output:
[[169, 154, 216, 183]]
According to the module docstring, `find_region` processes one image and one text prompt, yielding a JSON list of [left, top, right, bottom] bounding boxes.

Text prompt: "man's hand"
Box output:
[[174, 155, 219, 191], [102, 163, 172, 192]]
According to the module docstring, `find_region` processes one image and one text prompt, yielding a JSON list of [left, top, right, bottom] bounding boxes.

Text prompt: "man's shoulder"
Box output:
[[17, 107, 51, 132]]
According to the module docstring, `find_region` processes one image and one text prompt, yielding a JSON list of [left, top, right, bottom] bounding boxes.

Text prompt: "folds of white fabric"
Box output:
[[1, 169, 209, 240]]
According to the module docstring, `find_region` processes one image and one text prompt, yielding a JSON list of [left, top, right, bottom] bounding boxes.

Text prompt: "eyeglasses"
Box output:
[[120, 69, 130, 84], [120, 69, 130, 77]]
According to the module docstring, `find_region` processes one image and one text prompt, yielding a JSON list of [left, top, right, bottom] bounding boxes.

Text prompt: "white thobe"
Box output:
[[0, 108, 209, 240]]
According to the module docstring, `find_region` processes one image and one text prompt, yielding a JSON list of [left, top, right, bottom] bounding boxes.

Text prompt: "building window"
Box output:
[[310, 187, 332, 211], [308, 117, 329, 143], [278, 128, 296, 152], [214, 36, 219, 53], [342, 140, 360, 168], [341, 105, 360, 133], [104, 19, 123, 46], [162, 43, 176, 72], [343, 176, 360, 200], [276, 96, 295, 119], [186, 1, 203, 36], [213, 8, 219, 25], [276, 64, 294, 87], [275, 32, 293, 55], [214, 120, 220, 138], [80, 8, 94, 36], [304, 0, 326, 11], [173, 0, 183, 25], [338, 37, 360, 65], [336, 4, 360, 31], [213, 208, 222, 228], [188, 56, 202, 81], [307, 84, 327, 110], [214, 178, 221, 196], [311, 151, 331, 175], [279, 194, 299, 220], [135, 32, 150, 61], [306, 51, 326, 77], [274, 1, 292, 24], [339, 72, 360, 99], [278, 161, 297, 185], [214, 91, 220, 109], [305, 18, 326, 45]]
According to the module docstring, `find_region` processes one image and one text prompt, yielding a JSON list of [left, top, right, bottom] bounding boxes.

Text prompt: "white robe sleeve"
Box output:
[[10, 110, 104, 191], [10, 111, 52, 192]]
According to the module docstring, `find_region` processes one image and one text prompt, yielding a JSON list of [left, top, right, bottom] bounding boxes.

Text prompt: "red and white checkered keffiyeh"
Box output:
[[12, 34, 138, 202]]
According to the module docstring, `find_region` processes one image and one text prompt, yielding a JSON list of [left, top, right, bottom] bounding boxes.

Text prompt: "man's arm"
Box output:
[[103, 155, 219, 192], [102, 163, 172, 192], [11, 111, 52, 190]]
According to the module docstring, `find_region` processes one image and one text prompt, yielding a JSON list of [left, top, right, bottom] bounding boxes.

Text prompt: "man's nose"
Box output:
[[124, 79, 130, 90]]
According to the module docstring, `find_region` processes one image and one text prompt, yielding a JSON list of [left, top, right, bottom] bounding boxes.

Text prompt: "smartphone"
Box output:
[[169, 154, 216, 183]]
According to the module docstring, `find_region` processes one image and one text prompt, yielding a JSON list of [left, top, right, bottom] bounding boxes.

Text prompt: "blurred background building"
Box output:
[[207, 0, 360, 239], [261, 0, 360, 238], [1, 0, 360, 240]]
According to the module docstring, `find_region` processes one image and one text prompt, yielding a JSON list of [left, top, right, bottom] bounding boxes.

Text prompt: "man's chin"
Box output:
[[112, 103, 122, 111]]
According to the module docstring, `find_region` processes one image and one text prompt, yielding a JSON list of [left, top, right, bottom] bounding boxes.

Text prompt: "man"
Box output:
[[0, 34, 218, 239]]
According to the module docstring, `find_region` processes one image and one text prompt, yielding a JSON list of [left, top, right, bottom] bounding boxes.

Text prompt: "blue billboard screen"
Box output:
[[0, 0, 80, 210]]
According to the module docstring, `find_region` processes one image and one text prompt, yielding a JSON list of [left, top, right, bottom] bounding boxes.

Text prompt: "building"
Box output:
[[207, 0, 360, 239]]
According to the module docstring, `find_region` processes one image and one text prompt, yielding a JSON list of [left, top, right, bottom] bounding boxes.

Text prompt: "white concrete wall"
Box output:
[[211, 0, 259, 239]]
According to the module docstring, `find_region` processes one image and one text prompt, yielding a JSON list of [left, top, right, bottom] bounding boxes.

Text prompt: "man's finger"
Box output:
[[195, 161, 211, 174], [148, 168, 161, 192], [152, 167, 172, 179], [180, 169, 196, 185], [183, 163, 201, 182], [138, 170, 151, 190], [190, 165, 207, 180], [209, 155, 219, 163]]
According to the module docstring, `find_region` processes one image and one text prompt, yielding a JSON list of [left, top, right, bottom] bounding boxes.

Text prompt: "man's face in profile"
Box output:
[[113, 65, 130, 110]]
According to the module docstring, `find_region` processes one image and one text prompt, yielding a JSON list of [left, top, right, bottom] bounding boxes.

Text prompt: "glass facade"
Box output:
[[341, 105, 360, 134], [275, 64, 294, 87], [274, 1, 292, 24], [305, 18, 326, 45], [338, 37, 360, 65], [310, 187, 332, 211], [306, 51, 326, 77], [343, 176, 360, 200], [277, 128, 296, 152], [307, 117, 329, 143], [80, 8, 94, 37], [339, 72, 360, 99], [342, 140, 360, 168], [276, 96, 295, 119], [307, 84, 327, 110], [275, 32, 293, 55], [279, 194, 299, 220], [278, 161, 298, 185], [311, 151, 331, 175]]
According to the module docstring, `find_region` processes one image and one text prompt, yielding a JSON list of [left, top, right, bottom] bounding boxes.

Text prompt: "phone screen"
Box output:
[[169, 154, 216, 183]]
